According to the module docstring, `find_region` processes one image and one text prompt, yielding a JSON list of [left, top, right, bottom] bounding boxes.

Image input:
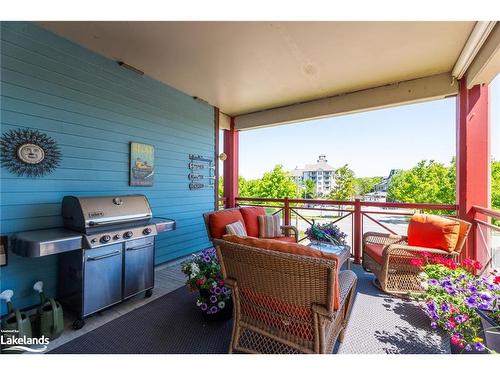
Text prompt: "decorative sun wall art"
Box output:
[[0, 128, 61, 177]]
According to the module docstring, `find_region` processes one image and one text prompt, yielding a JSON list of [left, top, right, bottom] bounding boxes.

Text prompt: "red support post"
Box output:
[[223, 118, 239, 208], [283, 196, 291, 227], [456, 79, 490, 262], [353, 198, 362, 264]]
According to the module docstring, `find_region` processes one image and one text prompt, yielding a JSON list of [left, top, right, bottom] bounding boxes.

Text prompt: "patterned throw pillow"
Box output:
[[257, 215, 282, 238], [225, 220, 248, 236]]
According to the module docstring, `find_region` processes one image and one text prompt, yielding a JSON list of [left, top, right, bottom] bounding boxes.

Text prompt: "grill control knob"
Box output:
[[113, 234, 121, 240], [123, 231, 133, 239], [100, 235, 111, 243], [143, 227, 152, 235]]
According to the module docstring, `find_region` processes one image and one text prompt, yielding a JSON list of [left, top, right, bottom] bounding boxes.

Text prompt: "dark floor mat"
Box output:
[[50, 287, 232, 354]]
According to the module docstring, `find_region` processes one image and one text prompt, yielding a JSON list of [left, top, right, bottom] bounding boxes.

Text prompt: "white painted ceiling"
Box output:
[[39, 21, 475, 116]]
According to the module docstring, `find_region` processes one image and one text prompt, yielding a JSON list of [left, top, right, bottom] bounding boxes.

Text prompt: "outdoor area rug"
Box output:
[[49, 287, 232, 354], [50, 265, 449, 354]]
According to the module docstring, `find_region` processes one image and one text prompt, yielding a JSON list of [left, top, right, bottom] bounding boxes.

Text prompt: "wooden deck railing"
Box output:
[[233, 197, 457, 264], [471, 205, 500, 272]]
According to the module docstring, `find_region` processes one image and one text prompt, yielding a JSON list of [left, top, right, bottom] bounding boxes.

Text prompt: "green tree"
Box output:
[[354, 176, 383, 196], [387, 160, 455, 205], [303, 179, 317, 199], [328, 164, 355, 200], [492, 160, 500, 210], [251, 165, 298, 200]]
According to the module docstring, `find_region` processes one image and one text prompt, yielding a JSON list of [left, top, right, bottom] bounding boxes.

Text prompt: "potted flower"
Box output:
[[305, 220, 347, 246], [181, 247, 232, 321], [412, 254, 499, 353]]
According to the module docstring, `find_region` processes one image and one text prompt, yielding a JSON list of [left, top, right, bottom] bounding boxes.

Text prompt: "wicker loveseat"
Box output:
[[213, 236, 357, 354], [203, 207, 298, 243], [362, 216, 472, 296]]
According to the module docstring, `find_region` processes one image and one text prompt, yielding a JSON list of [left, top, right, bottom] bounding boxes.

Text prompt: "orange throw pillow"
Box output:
[[239, 206, 266, 237], [208, 210, 245, 239], [407, 214, 460, 252], [222, 234, 341, 310]]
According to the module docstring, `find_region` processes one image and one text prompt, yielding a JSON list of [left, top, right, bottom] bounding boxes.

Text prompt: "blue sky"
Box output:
[[239, 75, 500, 179]]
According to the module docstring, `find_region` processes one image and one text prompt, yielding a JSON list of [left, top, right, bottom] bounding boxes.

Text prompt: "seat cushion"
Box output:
[[407, 214, 460, 252], [240, 206, 266, 237], [364, 243, 385, 265], [208, 210, 245, 239], [222, 234, 341, 310], [271, 236, 296, 243]]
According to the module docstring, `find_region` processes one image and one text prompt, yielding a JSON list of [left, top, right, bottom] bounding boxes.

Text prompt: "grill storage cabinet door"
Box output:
[[124, 238, 154, 299], [83, 244, 123, 316]]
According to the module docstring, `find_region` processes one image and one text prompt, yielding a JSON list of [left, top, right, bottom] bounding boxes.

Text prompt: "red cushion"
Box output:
[[240, 207, 266, 237], [208, 210, 245, 239], [271, 236, 296, 243], [364, 243, 385, 265], [407, 214, 460, 252]]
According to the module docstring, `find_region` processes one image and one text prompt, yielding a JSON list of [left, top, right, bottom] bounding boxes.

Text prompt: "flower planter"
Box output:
[[477, 309, 500, 353], [199, 289, 233, 322]]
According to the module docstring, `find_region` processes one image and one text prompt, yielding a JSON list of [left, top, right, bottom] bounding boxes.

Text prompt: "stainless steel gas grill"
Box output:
[[12, 194, 175, 329]]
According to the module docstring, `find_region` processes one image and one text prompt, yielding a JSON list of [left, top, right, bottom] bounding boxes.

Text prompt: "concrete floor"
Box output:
[[46, 257, 188, 352]]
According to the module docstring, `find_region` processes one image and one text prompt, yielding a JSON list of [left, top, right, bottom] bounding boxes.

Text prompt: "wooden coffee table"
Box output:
[[308, 241, 351, 269]]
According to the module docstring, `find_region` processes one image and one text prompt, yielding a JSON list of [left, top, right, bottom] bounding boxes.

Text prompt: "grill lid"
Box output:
[[62, 195, 153, 233]]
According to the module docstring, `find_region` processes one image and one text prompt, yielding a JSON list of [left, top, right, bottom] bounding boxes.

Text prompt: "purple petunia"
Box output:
[[210, 295, 218, 304], [426, 300, 437, 311], [465, 296, 478, 308], [479, 292, 493, 301], [214, 287, 222, 295], [474, 342, 486, 351], [209, 306, 218, 314], [430, 322, 438, 329], [445, 286, 457, 295], [200, 303, 208, 311], [428, 279, 439, 286], [454, 315, 468, 324], [440, 303, 450, 313]]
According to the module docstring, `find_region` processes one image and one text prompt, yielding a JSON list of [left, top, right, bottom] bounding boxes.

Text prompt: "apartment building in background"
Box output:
[[291, 155, 335, 196]]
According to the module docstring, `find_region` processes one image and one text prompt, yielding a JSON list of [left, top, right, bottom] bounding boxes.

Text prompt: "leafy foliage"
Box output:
[[354, 176, 383, 196], [303, 178, 317, 199], [492, 160, 500, 226], [328, 164, 355, 200], [387, 160, 455, 206]]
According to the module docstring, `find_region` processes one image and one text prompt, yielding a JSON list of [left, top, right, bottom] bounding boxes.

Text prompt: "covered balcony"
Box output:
[[0, 20, 499, 356]]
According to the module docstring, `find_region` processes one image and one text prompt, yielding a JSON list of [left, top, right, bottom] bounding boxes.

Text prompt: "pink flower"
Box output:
[[410, 258, 424, 268]]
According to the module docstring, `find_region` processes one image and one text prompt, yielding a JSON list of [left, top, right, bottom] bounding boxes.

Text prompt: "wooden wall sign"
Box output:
[[130, 142, 155, 186]]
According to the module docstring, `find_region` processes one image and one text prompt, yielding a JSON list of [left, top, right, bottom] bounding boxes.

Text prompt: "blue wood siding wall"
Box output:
[[0, 22, 215, 315]]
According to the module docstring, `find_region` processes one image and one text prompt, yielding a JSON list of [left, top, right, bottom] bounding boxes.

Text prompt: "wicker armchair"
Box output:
[[362, 217, 472, 296], [213, 238, 357, 354]]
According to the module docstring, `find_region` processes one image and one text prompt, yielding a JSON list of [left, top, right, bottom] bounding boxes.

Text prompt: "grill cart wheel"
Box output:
[[72, 319, 85, 330], [145, 289, 153, 298]]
